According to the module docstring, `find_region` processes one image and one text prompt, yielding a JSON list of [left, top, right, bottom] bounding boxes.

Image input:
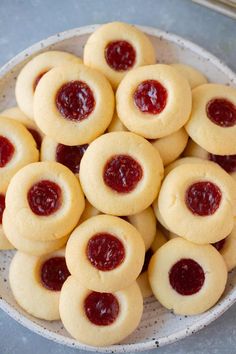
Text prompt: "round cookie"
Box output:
[[0, 106, 44, 149], [184, 139, 236, 181], [155, 162, 236, 244], [170, 63, 207, 89], [107, 111, 128, 132], [60, 276, 143, 346], [15, 50, 82, 119], [185, 84, 236, 155], [151, 128, 189, 166], [41, 136, 88, 177], [148, 238, 227, 315], [0, 192, 14, 250], [83, 21, 156, 89], [66, 215, 145, 292], [3, 211, 69, 255], [5, 161, 85, 241], [164, 156, 213, 177], [116, 64, 192, 139], [0, 117, 39, 191], [80, 132, 164, 215], [9, 248, 70, 320], [34, 63, 114, 146]]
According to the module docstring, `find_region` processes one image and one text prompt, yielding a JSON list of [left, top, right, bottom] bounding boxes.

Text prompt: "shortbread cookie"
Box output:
[[80, 132, 164, 215], [185, 84, 236, 155], [0, 106, 44, 149], [0, 193, 14, 250], [15, 50, 82, 119], [9, 249, 70, 320], [148, 238, 227, 315], [3, 211, 69, 255], [84, 22, 156, 89], [137, 248, 153, 298], [60, 276, 143, 346], [170, 63, 207, 89], [151, 128, 188, 166], [155, 162, 236, 244], [34, 63, 114, 145], [66, 215, 145, 292], [5, 162, 85, 241], [79, 199, 101, 223], [116, 64, 192, 139], [41, 136, 88, 176], [0, 117, 39, 191], [107, 111, 128, 132], [164, 156, 212, 176], [184, 139, 236, 181]]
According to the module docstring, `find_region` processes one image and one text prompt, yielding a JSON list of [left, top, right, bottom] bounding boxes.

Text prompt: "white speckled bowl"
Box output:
[[0, 25, 236, 352]]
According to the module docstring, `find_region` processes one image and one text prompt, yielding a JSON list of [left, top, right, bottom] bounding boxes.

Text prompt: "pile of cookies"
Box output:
[[0, 21, 236, 347]]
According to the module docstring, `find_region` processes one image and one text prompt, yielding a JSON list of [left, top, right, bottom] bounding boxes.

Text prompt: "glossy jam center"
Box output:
[[56, 143, 88, 174], [27, 180, 62, 216], [212, 238, 226, 251], [0, 194, 5, 224], [133, 80, 167, 115], [206, 98, 236, 127], [33, 70, 48, 91], [55, 80, 95, 121], [169, 258, 205, 296], [40, 257, 70, 291], [84, 291, 119, 326], [185, 181, 222, 216], [0, 136, 15, 167], [141, 248, 153, 273], [105, 40, 136, 71], [208, 153, 236, 173], [28, 128, 42, 150], [103, 154, 143, 193], [87, 233, 125, 271]]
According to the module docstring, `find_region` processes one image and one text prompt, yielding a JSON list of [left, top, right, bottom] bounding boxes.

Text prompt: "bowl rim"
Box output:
[[0, 24, 236, 352]]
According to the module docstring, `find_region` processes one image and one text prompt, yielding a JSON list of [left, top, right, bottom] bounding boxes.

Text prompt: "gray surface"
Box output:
[[0, 0, 236, 353]]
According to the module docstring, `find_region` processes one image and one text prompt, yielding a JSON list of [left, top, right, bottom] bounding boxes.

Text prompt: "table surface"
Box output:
[[0, 0, 236, 353]]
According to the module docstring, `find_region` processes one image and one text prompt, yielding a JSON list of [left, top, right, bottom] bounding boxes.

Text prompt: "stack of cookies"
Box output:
[[0, 21, 236, 347]]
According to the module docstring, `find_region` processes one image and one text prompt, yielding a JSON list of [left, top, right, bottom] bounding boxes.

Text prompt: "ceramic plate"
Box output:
[[0, 25, 236, 352]]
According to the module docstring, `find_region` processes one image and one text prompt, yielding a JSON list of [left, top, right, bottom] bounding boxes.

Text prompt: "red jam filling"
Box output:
[[141, 249, 153, 273], [103, 154, 143, 193], [0, 194, 5, 224], [212, 238, 226, 252], [28, 128, 42, 150], [33, 71, 48, 91], [208, 153, 236, 173], [133, 80, 167, 115], [185, 181, 222, 216], [206, 98, 236, 127], [105, 40, 136, 71], [87, 233, 125, 271], [40, 257, 70, 291], [56, 143, 88, 174], [84, 291, 119, 326], [169, 258, 205, 296], [0, 136, 15, 167], [55, 81, 95, 121], [27, 180, 62, 216]]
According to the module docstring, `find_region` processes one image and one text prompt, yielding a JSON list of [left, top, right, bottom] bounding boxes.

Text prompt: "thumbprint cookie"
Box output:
[[107, 111, 128, 133], [0, 190, 13, 250], [66, 215, 145, 292], [116, 64, 192, 139], [170, 63, 207, 89], [84, 22, 155, 89]]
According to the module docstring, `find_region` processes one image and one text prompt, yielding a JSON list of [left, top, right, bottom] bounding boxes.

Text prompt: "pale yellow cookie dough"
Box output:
[[80, 132, 164, 216], [151, 228, 167, 252], [155, 162, 236, 244], [34, 63, 114, 146], [0, 117, 39, 191], [164, 156, 214, 176], [151, 128, 188, 166], [137, 271, 152, 299], [79, 199, 101, 223], [59, 276, 143, 346], [107, 111, 128, 132], [116, 64, 192, 139], [9, 249, 67, 320], [218, 221, 236, 272], [15, 50, 82, 119], [148, 238, 227, 315], [185, 84, 236, 155], [84, 22, 156, 89], [5, 162, 85, 241], [170, 63, 207, 89], [0, 181, 14, 250], [66, 215, 145, 292]]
